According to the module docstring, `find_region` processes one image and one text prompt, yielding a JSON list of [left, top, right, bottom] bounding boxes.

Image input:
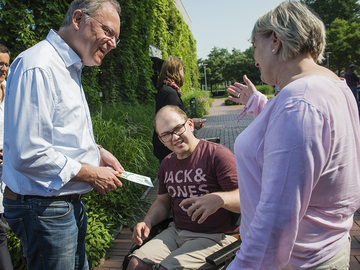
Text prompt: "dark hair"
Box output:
[[0, 44, 10, 56], [157, 57, 184, 89]]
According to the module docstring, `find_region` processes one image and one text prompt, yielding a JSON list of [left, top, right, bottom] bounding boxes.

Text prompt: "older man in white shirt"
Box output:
[[2, 1, 123, 269]]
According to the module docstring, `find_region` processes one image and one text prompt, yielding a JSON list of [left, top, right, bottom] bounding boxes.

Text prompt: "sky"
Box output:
[[181, 0, 286, 60]]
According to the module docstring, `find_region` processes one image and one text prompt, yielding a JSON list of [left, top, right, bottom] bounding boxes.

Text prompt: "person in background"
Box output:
[[2, 0, 124, 269], [345, 64, 359, 109], [152, 57, 204, 162], [128, 105, 240, 270], [227, 1, 360, 269], [0, 43, 13, 270]]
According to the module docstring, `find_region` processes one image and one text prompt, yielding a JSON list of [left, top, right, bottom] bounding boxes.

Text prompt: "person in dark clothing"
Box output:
[[345, 64, 359, 109], [152, 57, 204, 162]]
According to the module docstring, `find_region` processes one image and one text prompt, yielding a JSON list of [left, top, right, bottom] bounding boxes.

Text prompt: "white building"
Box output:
[[173, 0, 192, 32]]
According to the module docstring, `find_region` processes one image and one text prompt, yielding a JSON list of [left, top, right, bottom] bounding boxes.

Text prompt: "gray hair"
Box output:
[[60, 0, 121, 29], [251, 1, 326, 63]]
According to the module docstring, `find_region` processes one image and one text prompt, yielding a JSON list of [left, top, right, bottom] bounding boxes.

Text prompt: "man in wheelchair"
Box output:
[[127, 105, 240, 270]]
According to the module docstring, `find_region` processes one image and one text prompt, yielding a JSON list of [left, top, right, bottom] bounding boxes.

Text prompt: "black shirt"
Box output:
[[152, 84, 185, 160]]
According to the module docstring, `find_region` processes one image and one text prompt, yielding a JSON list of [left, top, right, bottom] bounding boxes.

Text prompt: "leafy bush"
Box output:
[[225, 93, 239, 106], [256, 85, 274, 95], [182, 90, 212, 117], [7, 231, 26, 270]]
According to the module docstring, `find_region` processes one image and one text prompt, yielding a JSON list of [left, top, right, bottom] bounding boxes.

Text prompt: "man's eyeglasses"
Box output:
[[0, 62, 9, 70], [158, 121, 187, 143], [83, 12, 120, 45]]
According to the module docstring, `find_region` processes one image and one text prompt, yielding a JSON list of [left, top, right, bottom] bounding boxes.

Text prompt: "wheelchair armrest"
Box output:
[[205, 238, 241, 266]]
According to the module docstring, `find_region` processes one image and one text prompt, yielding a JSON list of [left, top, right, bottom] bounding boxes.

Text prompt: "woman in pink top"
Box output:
[[227, 1, 360, 269]]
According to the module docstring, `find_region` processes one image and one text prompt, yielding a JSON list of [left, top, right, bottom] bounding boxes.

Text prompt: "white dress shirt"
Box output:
[[3, 30, 99, 196], [227, 76, 360, 269]]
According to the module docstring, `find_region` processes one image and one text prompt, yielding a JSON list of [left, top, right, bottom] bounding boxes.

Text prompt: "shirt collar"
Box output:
[[46, 29, 83, 71]]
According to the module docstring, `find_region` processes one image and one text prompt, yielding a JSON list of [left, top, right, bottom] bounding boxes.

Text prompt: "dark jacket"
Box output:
[[152, 84, 185, 160]]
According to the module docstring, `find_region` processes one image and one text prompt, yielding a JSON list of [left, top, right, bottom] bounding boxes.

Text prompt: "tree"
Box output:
[[204, 47, 230, 90], [301, 0, 360, 28], [326, 18, 360, 75], [222, 47, 262, 86]]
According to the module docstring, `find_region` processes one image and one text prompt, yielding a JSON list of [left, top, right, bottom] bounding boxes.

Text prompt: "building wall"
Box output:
[[173, 0, 192, 32]]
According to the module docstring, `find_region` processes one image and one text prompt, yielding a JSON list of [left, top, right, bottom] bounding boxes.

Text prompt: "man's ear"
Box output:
[[72, 9, 84, 30], [271, 31, 281, 54], [187, 118, 195, 132]]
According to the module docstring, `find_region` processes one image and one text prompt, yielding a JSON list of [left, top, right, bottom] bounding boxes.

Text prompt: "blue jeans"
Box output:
[[3, 195, 88, 270]]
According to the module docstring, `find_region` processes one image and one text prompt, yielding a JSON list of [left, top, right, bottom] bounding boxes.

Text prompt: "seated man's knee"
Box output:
[[127, 256, 152, 270]]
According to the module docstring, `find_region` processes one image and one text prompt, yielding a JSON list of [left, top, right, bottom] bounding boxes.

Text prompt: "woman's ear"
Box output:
[[271, 31, 281, 54]]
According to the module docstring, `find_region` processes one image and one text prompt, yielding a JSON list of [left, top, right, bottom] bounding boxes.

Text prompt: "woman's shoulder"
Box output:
[[158, 84, 177, 94]]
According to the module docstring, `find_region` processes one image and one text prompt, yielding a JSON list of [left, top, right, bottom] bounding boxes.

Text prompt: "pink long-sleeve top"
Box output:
[[228, 75, 360, 269]]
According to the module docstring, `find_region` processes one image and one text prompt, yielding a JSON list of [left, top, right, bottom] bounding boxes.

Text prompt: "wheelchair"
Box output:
[[122, 215, 241, 270]]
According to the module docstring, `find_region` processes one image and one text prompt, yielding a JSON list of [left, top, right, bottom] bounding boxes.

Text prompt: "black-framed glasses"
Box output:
[[0, 62, 9, 70], [158, 121, 187, 143], [83, 12, 120, 45]]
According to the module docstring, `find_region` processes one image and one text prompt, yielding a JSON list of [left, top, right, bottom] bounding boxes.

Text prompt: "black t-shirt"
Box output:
[[152, 84, 186, 160]]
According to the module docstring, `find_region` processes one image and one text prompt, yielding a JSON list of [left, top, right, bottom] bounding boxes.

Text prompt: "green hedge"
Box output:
[[182, 90, 212, 118], [256, 85, 274, 95]]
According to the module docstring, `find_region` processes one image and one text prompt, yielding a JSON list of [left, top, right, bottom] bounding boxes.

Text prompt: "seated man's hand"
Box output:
[[179, 193, 224, 224], [132, 222, 151, 246], [192, 118, 205, 130]]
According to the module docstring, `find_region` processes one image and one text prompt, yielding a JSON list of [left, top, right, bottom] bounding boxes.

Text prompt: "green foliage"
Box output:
[[0, 0, 71, 61], [84, 102, 158, 267], [198, 46, 262, 90], [182, 90, 212, 117], [301, 0, 360, 28], [224, 93, 239, 106], [0, 0, 199, 104], [256, 85, 274, 95], [7, 231, 26, 270], [326, 18, 360, 74]]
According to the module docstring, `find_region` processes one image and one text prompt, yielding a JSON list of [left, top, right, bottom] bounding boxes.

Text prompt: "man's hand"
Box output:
[[227, 75, 257, 106], [179, 193, 224, 224], [192, 118, 205, 130], [72, 164, 123, 195], [131, 222, 151, 246]]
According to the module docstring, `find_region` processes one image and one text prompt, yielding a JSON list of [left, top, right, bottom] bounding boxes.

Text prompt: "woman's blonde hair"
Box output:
[[157, 57, 184, 89], [251, 1, 326, 63]]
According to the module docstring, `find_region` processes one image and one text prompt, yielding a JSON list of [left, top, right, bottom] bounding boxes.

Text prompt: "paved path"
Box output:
[[94, 99, 360, 269]]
